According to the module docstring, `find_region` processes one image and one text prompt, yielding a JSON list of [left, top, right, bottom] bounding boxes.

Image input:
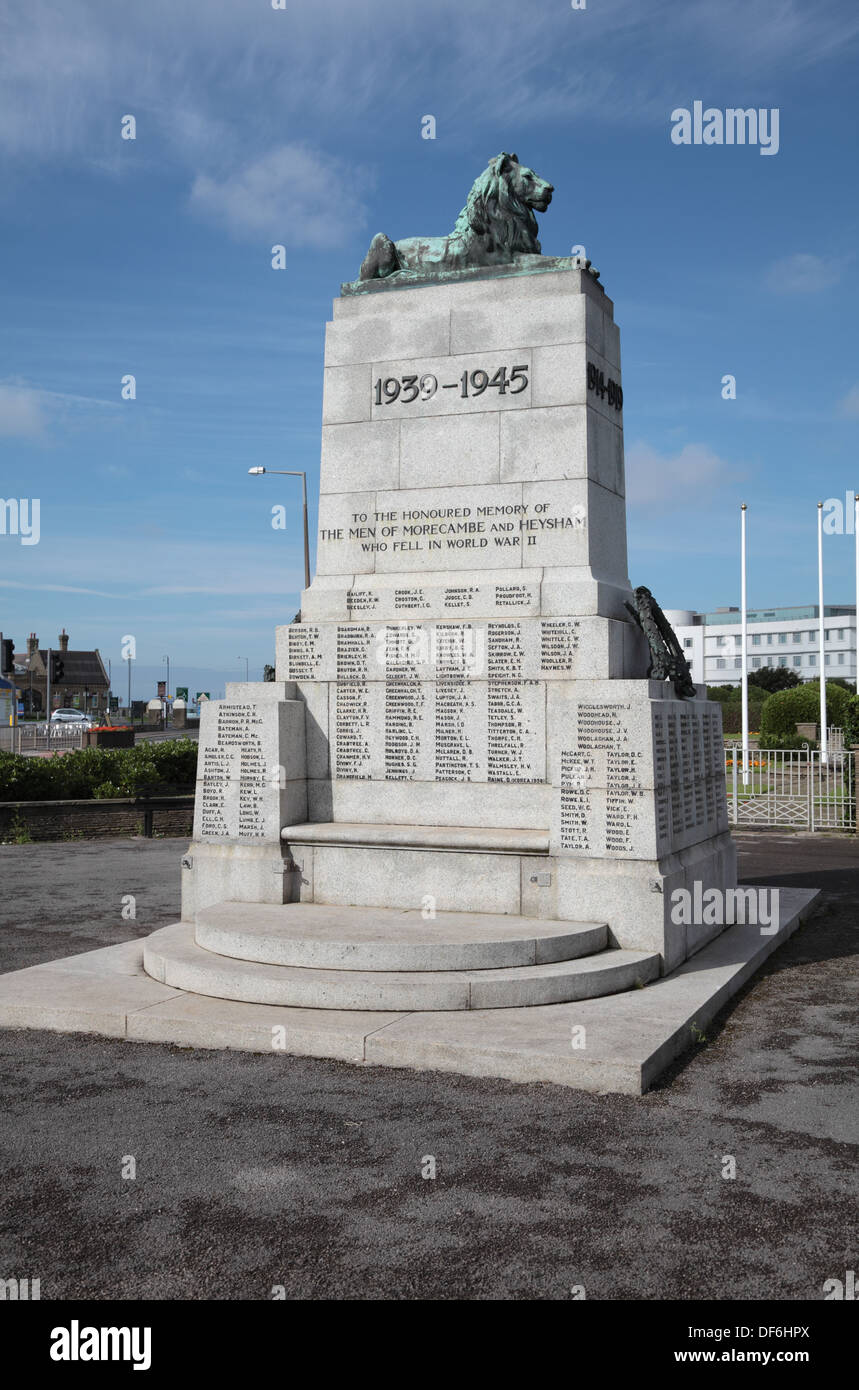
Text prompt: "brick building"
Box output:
[[10, 630, 110, 715]]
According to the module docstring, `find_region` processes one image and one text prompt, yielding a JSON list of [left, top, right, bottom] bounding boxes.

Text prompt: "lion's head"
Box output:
[[457, 152, 554, 256]]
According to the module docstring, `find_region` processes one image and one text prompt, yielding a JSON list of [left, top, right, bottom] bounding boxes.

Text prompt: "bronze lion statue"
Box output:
[[359, 152, 554, 282]]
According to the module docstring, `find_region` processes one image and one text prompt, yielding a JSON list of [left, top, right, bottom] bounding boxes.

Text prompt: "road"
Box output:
[[0, 831, 855, 1300]]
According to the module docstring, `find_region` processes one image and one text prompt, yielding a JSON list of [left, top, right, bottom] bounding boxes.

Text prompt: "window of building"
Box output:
[[793, 632, 802, 642], [752, 635, 761, 646], [683, 638, 693, 648], [793, 656, 802, 666], [715, 658, 726, 669], [778, 657, 787, 667], [778, 633, 787, 644], [734, 657, 742, 668], [751, 657, 761, 668], [716, 636, 726, 647], [734, 635, 741, 647], [808, 630, 817, 642], [838, 653, 845, 664], [766, 633, 773, 644], [825, 654, 830, 665], [809, 653, 817, 665], [838, 628, 845, 639]]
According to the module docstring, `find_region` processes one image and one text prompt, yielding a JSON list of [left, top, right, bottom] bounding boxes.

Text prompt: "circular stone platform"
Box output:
[[143, 909, 660, 1012], [195, 902, 608, 972]]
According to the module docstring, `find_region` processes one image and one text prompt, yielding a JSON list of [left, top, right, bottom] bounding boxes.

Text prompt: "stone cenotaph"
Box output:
[[146, 152, 738, 1024]]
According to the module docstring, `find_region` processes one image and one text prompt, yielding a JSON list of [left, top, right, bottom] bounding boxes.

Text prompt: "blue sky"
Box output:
[[1, 0, 858, 699]]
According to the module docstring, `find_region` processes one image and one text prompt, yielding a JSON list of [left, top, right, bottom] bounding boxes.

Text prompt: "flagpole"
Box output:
[[741, 503, 749, 786], [817, 501, 828, 764]]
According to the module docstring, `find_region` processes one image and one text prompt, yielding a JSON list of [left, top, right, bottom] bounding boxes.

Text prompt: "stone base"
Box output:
[[180, 842, 295, 921], [555, 832, 739, 974], [0, 888, 820, 1095], [278, 821, 737, 974]]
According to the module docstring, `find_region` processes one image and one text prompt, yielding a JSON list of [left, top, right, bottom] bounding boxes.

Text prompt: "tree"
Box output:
[[747, 665, 801, 693]]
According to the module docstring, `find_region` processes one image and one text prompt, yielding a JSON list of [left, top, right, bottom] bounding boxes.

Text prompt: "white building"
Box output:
[[664, 605, 857, 688]]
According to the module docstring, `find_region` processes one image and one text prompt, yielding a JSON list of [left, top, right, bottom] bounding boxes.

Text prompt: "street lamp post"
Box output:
[[238, 656, 249, 681], [162, 654, 170, 729], [248, 467, 311, 590]]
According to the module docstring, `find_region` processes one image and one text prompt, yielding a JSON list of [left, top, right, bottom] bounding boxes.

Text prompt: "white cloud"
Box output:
[[10, 528, 306, 603], [626, 440, 741, 506], [0, 384, 47, 437], [189, 144, 371, 247], [0, 380, 120, 441], [1, 0, 856, 173], [765, 253, 843, 294], [838, 384, 859, 417], [0, 580, 117, 596]]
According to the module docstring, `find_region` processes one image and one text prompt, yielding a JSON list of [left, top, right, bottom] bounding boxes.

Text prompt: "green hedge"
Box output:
[[719, 699, 768, 735], [0, 739, 198, 803], [843, 695, 859, 746], [759, 681, 852, 743]]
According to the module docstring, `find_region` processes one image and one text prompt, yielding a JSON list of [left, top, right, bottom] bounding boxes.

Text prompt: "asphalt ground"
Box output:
[[0, 832, 856, 1301]]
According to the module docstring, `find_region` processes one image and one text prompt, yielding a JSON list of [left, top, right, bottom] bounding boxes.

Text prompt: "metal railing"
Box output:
[[726, 742, 855, 829], [0, 725, 87, 754]]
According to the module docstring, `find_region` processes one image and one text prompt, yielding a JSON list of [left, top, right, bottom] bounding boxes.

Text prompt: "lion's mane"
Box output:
[[450, 152, 542, 258]]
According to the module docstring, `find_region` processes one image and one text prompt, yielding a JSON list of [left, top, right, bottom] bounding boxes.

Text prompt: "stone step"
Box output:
[[281, 822, 550, 854], [144, 923, 660, 1012], [195, 902, 608, 972]]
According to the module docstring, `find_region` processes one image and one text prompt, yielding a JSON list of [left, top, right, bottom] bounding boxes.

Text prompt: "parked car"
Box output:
[[43, 709, 95, 736]]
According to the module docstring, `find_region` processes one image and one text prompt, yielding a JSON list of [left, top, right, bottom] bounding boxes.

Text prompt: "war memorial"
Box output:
[[0, 154, 818, 1091]]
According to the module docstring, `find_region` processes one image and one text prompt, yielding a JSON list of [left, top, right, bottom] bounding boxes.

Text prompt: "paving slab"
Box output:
[[0, 960, 183, 1038], [25, 938, 147, 977], [128, 993, 406, 1061]]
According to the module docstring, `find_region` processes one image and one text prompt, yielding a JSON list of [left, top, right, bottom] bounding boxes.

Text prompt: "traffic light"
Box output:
[[50, 655, 65, 683], [0, 639, 12, 675]]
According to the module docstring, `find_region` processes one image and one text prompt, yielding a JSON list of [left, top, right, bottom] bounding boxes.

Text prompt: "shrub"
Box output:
[[760, 733, 818, 751], [843, 695, 859, 747], [759, 681, 852, 744], [0, 739, 198, 802], [718, 697, 767, 735]]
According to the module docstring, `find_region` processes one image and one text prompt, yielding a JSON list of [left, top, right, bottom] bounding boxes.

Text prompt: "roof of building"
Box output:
[[12, 649, 109, 686]]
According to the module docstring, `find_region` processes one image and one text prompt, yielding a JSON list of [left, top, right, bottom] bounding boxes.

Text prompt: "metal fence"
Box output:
[[0, 725, 87, 755], [726, 742, 855, 830]]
